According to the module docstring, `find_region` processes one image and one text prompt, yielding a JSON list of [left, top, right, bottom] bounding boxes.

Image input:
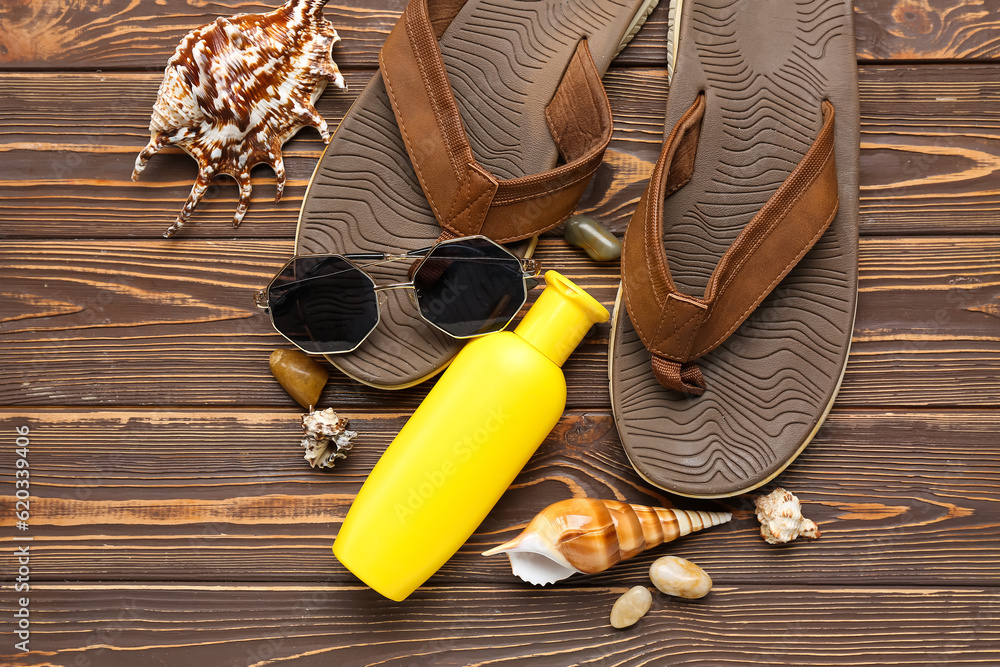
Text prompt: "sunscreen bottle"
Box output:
[[333, 271, 609, 601]]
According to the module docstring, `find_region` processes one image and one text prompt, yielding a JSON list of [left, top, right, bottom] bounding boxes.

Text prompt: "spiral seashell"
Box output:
[[132, 0, 346, 237], [482, 498, 731, 586]]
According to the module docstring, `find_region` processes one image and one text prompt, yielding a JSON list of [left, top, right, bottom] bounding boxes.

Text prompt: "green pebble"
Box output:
[[564, 215, 623, 262]]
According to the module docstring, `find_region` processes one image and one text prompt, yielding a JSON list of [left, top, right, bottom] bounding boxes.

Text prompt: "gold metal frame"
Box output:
[[256, 235, 542, 355]]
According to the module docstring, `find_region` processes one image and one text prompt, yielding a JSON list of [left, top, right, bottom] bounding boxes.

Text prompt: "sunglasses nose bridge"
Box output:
[[373, 281, 415, 291]]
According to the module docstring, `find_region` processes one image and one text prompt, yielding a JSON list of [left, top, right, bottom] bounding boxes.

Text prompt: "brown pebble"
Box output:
[[269, 349, 329, 409]]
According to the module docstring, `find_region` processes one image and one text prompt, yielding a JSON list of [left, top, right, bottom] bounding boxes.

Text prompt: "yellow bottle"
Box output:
[[333, 271, 609, 601]]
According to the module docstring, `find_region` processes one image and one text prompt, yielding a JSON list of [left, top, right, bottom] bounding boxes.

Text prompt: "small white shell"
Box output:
[[649, 556, 712, 599], [754, 487, 821, 544], [301, 408, 356, 468], [132, 0, 346, 237], [610, 586, 652, 629]]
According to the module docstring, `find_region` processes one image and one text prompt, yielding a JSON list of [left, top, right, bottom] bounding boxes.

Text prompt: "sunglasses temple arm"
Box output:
[[348, 245, 532, 265], [339, 247, 434, 262], [342, 252, 394, 261]]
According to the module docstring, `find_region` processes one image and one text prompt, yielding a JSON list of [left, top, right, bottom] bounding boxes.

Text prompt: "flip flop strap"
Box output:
[[621, 93, 840, 396], [379, 0, 613, 244]]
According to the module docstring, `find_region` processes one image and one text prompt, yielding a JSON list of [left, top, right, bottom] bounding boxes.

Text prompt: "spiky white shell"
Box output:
[[132, 0, 346, 237], [754, 487, 821, 544], [301, 408, 357, 469]]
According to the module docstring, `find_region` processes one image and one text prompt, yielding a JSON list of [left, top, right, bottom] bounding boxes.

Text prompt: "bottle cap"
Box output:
[[514, 271, 610, 367]]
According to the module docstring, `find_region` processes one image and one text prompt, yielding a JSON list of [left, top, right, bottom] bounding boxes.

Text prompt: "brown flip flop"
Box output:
[[610, 0, 860, 497], [296, 0, 661, 389]]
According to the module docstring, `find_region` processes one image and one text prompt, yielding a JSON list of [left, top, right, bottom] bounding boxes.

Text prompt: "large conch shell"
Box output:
[[482, 498, 732, 586], [132, 0, 346, 237]]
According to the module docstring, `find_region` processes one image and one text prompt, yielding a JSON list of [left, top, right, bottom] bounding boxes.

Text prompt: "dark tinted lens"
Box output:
[[413, 238, 525, 337], [267, 256, 378, 353]]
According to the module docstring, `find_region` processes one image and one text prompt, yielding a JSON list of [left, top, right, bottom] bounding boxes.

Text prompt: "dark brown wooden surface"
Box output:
[[1, 408, 998, 586], [2, 238, 999, 409], [2, 585, 998, 666], [4, 64, 1000, 238], [1, 0, 998, 69], [1, 1, 999, 666]]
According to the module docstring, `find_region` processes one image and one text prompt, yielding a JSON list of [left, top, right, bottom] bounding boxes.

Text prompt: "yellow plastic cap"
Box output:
[[513, 270, 610, 367]]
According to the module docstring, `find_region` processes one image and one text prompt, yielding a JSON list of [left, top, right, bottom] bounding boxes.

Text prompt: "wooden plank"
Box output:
[[0, 0, 402, 71], [1, 409, 997, 584], [0, 0, 670, 71], [0, 0, 996, 71], [858, 64, 1000, 234], [1, 236, 999, 409], [0, 584, 996, 666], [854, 0, 1000, 61], [2, 65, 1000, 239]]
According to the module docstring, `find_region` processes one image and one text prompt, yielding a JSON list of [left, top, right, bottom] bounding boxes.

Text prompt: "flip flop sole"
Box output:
[[296, 0, 661, 390], [610, 0, 860, 498]]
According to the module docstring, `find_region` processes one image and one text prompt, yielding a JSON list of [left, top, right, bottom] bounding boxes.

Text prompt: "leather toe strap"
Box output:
[[622, 93, 840, 395], [652, 357, 707, 396], [379, 0, 612, 244]]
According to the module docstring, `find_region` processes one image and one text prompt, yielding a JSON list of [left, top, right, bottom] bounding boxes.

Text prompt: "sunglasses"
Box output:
[[255, 236, 542, 355]]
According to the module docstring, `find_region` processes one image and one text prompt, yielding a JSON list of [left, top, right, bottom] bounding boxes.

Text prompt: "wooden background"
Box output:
[[1, 0, 999, 664]]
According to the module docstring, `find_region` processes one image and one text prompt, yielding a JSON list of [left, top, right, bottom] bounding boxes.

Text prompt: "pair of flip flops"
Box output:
[[298, 0, 858, 498]]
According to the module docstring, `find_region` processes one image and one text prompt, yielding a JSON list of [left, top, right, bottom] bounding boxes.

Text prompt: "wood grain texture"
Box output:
[[0, 584, 997, 666], [854, 0, 1000, 60], [2, 65, 999, 239], [1, 237, 998, 409], [0, 409, 997, 585], [0, 0, 404, 70], [858, 64, 1000, 235], [0, 0, 672, 70], [1, 0, 997, 71], [2, 1, 999, 663]]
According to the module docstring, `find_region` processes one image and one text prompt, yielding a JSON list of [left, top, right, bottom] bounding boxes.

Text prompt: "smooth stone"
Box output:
[[649, 556, 712, 599], [564, 214, 622, 262], [610, 586, 652, 629], [269, 348, 329, 409]]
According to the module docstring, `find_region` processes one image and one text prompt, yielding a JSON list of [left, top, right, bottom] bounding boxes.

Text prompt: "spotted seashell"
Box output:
[[132, 0, 346, 237]]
